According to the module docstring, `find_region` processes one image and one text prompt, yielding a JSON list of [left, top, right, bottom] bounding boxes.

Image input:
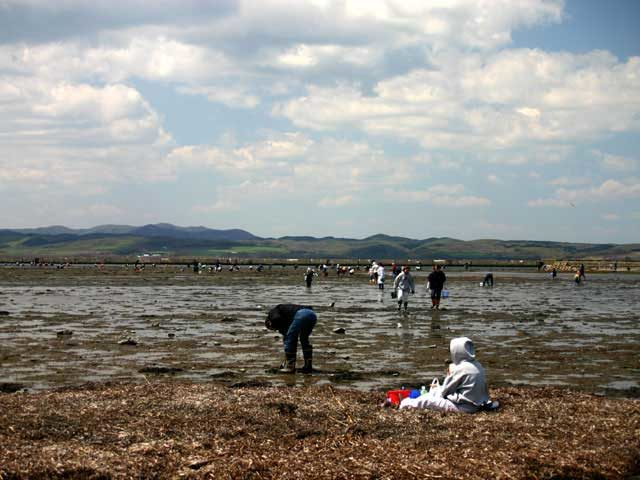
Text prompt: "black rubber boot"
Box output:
[[301, 349, 313, 374], [279, 352, 296, 373]]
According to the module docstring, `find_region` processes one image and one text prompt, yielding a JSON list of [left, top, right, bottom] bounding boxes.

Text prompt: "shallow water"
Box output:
[[0, 267, 638, 396]]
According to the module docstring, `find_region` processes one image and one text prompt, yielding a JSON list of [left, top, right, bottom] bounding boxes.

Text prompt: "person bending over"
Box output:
[[265, 304, 317, 373]]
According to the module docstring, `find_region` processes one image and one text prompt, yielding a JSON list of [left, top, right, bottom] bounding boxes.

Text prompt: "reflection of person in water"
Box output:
[[265, 304, 317, 374], [482, 273, 494, 287]]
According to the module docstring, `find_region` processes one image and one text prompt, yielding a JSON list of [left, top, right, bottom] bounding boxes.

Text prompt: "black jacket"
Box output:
[[427, 270, 446, 290], [266, 304, 313, 336]]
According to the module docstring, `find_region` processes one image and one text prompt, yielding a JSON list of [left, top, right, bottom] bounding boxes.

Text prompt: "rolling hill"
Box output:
[[0, 224, 638, 261]]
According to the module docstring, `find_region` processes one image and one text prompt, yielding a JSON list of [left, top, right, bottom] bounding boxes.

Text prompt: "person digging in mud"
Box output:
[[265, 304, 317, 373], [399, 337, 492, 413]]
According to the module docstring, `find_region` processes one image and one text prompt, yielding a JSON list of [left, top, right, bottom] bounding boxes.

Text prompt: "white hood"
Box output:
[[450, 337, 475, 365]]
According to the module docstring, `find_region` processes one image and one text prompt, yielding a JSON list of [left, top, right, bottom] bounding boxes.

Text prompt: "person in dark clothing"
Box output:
[[304, 268, 315, 288], [579, 264, 586, 281], [391, 263, 401, 278], [265, 304, 317, 373], [427, 264, 447, 310], [482, 273, 494, 287]]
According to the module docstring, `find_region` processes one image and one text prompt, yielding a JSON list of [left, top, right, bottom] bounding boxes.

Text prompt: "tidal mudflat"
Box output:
[[1, 265, 639, 479], [0, 265, 638, 396]]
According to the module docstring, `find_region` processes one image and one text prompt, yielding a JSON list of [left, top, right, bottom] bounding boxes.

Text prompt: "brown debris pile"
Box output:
[[1, 383, 638, 479]]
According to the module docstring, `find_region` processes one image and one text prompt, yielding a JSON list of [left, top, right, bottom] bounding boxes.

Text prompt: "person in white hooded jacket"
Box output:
[[400, 337, 490, 413]]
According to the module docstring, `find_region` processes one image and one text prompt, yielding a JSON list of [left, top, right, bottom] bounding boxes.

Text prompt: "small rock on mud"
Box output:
[[138, 366, 183, 375], [0, 382, 26, 393]]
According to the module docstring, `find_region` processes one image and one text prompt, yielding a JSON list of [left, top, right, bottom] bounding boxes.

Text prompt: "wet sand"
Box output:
[[0, 265, 638, 396]]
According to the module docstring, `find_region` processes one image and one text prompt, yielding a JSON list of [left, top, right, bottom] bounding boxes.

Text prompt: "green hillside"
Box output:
[[0, 227, 638, 262]]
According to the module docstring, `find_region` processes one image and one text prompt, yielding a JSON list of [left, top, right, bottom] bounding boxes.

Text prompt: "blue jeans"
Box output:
[[284, 309, 317, 355]]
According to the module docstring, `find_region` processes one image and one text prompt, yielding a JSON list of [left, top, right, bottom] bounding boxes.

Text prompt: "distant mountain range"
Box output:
[[10, 223, 259, 241], [0, 223, 638, 261]]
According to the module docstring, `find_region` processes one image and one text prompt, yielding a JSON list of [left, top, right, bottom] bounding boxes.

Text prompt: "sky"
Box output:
[[1, 0, 639, 243]]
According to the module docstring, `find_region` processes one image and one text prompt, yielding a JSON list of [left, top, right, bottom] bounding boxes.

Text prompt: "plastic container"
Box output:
[[442, 289, 449, 298], [386, 389, 413, 406]]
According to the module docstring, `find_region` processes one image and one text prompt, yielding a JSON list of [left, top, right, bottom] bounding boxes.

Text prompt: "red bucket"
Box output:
[[386, 389, 412, 406]]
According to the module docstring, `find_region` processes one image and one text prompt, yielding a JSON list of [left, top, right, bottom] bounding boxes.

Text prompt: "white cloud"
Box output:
[[0, 74, 172, 193], [177, 86, 260, 109], [548, 176, 591, 187], [192, 178, 297, 214], [527, 198, 571, 208], [588, 179, 640, 199], [384, 185, 490, 207], [276, 44, 378, 68], [0, 38, 231, 84], [0, 0, 638, 241], [0, 77, 167, 142], [166, 132, 314, 174], [599, 152, 637, 171], [67, 203, 124, 220], [192, 199, 237, 213], [276, 51, 640, 155], [529, 179, 640, 208], [474, 220, 525, 237], [318, 195, 354, 207]]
